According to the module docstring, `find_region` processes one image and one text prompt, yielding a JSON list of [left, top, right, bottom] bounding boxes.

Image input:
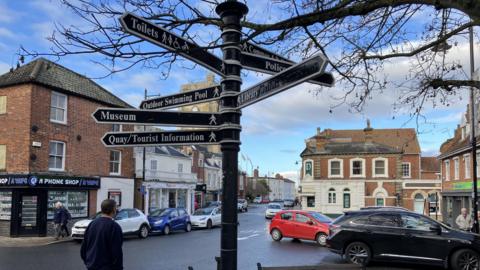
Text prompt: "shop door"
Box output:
[[168, 191, 176, 208], [17, 190, 47, 236]]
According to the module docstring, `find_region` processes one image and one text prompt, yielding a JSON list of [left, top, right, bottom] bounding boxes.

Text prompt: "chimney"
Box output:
[[253, 168, 259, 178], [364, 119, 373, 143], [275, 173, 283, 179], [316, 128, 329, 150]]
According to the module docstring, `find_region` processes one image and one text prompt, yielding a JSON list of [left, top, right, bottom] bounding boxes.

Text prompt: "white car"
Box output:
[[237, 199, 248, 212], [190, 207, 221, 229], [253, 196, 262, 203], [71, 208, 150, 241], [265, 203, 283, 219]]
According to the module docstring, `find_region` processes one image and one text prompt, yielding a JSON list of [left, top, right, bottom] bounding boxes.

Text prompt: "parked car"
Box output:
[[207, 201, 222, 207], [261, 198, 270, 204], [253, 196, 262, 203], [190, 207, 221, 229], [265, 203, 283, 219], [237, 199, 248, 212], [148, 207, 191, 235], [269, 210, 332, 246], [327, 209, 480, 270], [283, 199, 295, 208], [360, 206, 409, 211], [71, 208, 150, 241]]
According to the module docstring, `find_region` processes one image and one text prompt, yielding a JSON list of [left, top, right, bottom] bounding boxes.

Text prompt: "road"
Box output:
[[0, 205, 441, 270]]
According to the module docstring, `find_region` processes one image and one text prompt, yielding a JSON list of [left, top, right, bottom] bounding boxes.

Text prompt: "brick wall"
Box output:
[[0, 85, 33, 173], [402, 154, 420, 179]]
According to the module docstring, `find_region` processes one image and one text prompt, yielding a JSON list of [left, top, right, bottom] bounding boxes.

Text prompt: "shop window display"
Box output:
[[47, 191, 88, 219], [0, 191, 12, 220]]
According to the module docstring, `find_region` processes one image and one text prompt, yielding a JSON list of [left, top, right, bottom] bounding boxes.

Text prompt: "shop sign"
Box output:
[[452, 181, 480, 190], [0, 175, 100, 189], [145, 181, 195, 189]]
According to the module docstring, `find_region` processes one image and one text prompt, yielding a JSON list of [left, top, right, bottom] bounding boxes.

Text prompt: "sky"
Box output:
[[0, 0, 477, 184]]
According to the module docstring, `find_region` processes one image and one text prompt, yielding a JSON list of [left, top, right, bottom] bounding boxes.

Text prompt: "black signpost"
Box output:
[[93, 108, 222, 127], [139, 85, 221, 110], [102, 129, 224, 147], [95, 3, 334, 269]]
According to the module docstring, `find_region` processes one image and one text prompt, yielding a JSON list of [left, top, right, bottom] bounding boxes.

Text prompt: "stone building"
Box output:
[[299, 122, 441, 217], [0, 58, 134, 237]]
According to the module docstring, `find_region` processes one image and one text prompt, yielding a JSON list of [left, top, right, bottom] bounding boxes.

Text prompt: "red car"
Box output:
[[269, 210, 332, 246]]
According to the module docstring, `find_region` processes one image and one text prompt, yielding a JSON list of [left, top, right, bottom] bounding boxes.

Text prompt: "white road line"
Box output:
[[237, 233, 259, 241]]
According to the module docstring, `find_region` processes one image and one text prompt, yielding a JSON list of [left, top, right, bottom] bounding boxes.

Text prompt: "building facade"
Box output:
[[299, 124, 441, 217], [248, 170, 296, 201], [0, 58, 134, 237]]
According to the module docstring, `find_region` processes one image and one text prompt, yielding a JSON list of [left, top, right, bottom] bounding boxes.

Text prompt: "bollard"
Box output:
[[256, 262, 262, 270], [187, 267, 193, 270]]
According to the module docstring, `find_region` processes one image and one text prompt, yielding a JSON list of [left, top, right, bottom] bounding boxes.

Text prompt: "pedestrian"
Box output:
[[53, 202, 70, 240], [81, 199, 123, 270], [455, 207, 473, 231]]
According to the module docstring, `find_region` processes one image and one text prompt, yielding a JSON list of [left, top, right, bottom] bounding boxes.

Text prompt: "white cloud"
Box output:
[[0, 61, 10, 74], [277, 171, 299, 186], [0, 27, 14, 39], [0, 2, 21, 23]]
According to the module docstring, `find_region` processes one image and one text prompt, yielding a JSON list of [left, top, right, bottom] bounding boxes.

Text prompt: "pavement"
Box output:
[[0, 204, 442, 270], [0, 235, 73, 247]]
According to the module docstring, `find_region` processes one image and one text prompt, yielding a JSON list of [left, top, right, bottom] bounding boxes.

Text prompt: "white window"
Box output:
[[453, 158, 460, 180], [178, 163, 183, 173], [49, 141, 65, 171], [112, 124, 122, 132], [465, 155, 471, 179], [109, 150, 121, 175], [373, 158, 388, 177], [0, 145, 5, 170], [50, 92, 67, 124], [328, 188, 336, 204], [150, 160, 157, 171], [350, 158, 365, 177], [0, 96, 6, 114], [401, 162, 411, 178], [445, 160, 450, 181], [328, 159, 343, 178]]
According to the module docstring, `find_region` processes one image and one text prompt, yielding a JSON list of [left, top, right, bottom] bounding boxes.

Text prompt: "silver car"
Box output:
[[265, 203, 283, 219]]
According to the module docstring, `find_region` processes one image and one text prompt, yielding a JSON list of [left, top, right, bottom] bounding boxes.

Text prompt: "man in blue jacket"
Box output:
[[81, 199, 123, 270], [53, 202, 70, 240]]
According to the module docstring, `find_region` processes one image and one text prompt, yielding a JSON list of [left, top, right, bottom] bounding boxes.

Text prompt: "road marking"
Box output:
[[237, 233, 259, 241]]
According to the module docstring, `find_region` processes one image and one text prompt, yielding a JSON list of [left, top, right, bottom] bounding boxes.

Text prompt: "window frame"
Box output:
[[48, 141, 66, 171], [109, 150, 122, 176], [112, 124, 122, 132], [150, 159, 157, 171], [0, 144, 5, 170], [50, 91, 68, 124], [178, 163, 183, 173], [0, 96, 6, 115], [453, 157, 460, 180], [372, 157, 388, 177], [464, 154, 471, 179], [350, 158, 366, 178], [328, 158, 343, 178], [343, 188, 351, 208], [328, 188, 336, 204], [306, 196, 315, 207], [445, 160, 450, 181], [401, 162, 411, 178]]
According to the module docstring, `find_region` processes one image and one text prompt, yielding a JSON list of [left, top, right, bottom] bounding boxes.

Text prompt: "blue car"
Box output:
[[148, 208, 191, 235]]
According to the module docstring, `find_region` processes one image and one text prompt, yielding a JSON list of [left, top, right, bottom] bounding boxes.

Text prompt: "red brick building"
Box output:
[[0, 58, 134, 237], [299, 122, 441, 217]]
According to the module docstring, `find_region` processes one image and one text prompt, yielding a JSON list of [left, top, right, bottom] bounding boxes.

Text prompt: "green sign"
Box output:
[[305, 161, 313, 176], [453, 181, 480, 190]]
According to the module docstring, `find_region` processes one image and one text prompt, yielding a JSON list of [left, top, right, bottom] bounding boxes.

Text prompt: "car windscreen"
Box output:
[[309, 212, 333, 223], [268, 204, 281, 209], [149, 208, 170, 217], [193, 208, 213, 216], [238, 199, 245, 203]]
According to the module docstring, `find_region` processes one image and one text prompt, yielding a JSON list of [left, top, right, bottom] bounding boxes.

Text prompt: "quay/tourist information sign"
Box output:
[[102, 130, 224, 147], [237, 53, 328, 109], [119, 13, 223, 76], [92, 108, 222, 127], [139, 85, 221, 110]]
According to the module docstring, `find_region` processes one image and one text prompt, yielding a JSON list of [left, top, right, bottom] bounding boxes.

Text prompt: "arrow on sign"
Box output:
[[140, 85, 221, 110], [237, 53, 328, 109], [92, 108, 222, 127], [241, 42, 334, 87], [102, 130, 226, 147], [119, 13, 224, 76]]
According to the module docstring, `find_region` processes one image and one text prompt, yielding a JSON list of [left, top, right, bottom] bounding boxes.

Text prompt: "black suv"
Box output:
[[326, 210, 480, 270]]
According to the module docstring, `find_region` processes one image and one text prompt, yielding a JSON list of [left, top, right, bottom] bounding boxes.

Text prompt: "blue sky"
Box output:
[[0, 0, 476, 182]]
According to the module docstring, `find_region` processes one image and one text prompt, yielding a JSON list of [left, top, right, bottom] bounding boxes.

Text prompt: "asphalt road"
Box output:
[[0, 205, 442, 270]]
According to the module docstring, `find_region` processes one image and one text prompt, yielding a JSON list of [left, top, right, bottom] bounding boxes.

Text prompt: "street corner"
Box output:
[[0, 236, 74, 248]]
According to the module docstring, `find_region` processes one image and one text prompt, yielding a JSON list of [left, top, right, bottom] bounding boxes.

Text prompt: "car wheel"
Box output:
[[74, 239, 82, 243], [163, 225, 170, 235], [451, 249, 480, 270], [271, 229, 282, 241], [185, 222, 192, 232], [345, 242, 371, 265], [245, 208, 248, 212], [138, 225, 149, 239], [316, 233, 327, 246], [207, 219, 212, 229]]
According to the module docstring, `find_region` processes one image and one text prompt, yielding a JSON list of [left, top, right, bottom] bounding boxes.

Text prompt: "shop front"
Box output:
[[441, 180, 479, 228], [143, 180, 195, 215], [0, 174, 100, 237]]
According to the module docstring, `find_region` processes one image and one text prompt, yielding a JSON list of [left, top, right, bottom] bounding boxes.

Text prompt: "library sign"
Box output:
[[0, 175, 100, 189]]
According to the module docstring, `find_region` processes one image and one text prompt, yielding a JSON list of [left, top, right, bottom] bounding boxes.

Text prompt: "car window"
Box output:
[[295, 213, 312, 224], [127, 209, 140, 218], [309, 212, 333, 223], [150, 208, 170, 217], [115, 210, 128, 220], [368, 214, 400, 227], [281, 212, 293, 220], [178, 209, 187, 216], [193, 208, 213, 216], [170, 210, 179, 218], [401, 214, 436, 231], [268, 204, 281, 209]]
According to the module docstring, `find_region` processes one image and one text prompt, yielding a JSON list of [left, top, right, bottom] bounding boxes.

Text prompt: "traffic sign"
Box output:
[[119, 13, 224, 76], [140, 85, 221, 110], [102, 130, 224, 147], [237, 53, 328, 109], [92, 108, 222, 127]]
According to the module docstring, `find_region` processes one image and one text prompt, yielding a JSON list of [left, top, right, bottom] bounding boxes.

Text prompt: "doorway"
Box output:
[[168, 191, 176, 208], [11, 189, 47, 237]]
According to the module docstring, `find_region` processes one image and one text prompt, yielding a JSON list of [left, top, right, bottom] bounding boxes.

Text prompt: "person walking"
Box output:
[[81, 199, 123, 270], [456, 207, 473, 231], [53, 202, 70, 240]]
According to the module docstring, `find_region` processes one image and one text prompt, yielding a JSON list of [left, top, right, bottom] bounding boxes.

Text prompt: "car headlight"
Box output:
[[154, 220, 164, 225]]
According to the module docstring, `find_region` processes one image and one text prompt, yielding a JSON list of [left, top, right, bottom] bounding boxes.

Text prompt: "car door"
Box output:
[[399, 213, 449, 262], [275, 212, 295, 237], [293, 213, 318, 240], [114, 210, 129, 233], [169, 209, 180, 230], [127, 209, 142, 232], [178, 208, 188, 229], [212, 208, 221, 225]]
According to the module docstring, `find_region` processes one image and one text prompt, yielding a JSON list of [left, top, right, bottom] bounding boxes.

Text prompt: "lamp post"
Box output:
[[468, 25, 478, 233]]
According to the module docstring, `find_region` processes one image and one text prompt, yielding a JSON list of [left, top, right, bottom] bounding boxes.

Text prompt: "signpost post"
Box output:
[[96, 3, 334, 269]]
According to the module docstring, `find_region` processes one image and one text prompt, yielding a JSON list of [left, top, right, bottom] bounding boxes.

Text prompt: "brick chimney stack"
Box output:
[[364, 119, 373, 143], [253, 168, 259, 178]]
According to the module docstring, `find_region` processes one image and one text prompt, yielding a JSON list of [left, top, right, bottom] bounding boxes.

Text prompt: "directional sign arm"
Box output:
[[139, 85, 222, 110], [102, 130, 226, 147]]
